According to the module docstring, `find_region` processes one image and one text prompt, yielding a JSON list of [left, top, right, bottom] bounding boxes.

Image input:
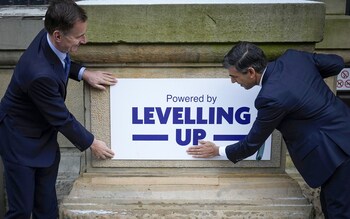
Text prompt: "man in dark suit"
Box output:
[[0, 0, 116, 218], [187, 42, 350, 218]]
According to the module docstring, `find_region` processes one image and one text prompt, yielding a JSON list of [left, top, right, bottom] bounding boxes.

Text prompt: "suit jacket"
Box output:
[[225, 49, 349, 188], [0, 29, 93, 167]]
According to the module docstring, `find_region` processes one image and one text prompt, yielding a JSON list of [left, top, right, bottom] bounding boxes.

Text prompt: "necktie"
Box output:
[[64, 54, 71, 81]]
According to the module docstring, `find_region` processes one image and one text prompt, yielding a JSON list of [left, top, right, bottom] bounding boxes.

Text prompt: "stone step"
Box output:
[[59, 173, 313, 218]]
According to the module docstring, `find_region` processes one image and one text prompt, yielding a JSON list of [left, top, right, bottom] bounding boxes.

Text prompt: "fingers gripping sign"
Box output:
[[90, 139, 115, 159]]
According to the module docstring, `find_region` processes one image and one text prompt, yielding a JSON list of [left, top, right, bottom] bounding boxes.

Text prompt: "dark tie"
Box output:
[[64, 54, 71, 81]]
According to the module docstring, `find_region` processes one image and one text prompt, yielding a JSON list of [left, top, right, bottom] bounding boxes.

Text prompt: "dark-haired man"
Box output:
[[187, 42, 350, 218], [0, 0, 116, 218]]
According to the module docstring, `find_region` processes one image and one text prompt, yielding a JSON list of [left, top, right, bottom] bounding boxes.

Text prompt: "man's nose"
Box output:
[[81, 35, 87, 44]]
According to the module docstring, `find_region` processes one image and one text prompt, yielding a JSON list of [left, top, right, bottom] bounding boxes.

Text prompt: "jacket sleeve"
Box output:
[[226, 96, 286, 163], [27, 76, 93, 151], [69, 61, 84, 81], [312, 52, 344, 78]]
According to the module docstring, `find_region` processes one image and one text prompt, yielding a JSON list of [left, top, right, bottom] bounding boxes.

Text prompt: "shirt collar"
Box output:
[[46, 33, 67, 65], [258, 67, 267, 87]]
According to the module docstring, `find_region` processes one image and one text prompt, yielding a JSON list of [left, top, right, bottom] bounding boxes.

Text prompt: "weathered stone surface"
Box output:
[[72, 43, 315, 64], [316, 15, 350, 49], [0, 12, 45, 50], [59, 173, 312, 219], [320, 0, 347, 15], [80, 2, 325, 43]]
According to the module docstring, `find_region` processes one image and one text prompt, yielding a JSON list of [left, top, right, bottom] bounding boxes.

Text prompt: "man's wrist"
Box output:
[[78, 67, 86, 81], [219, 146, 227, 157]]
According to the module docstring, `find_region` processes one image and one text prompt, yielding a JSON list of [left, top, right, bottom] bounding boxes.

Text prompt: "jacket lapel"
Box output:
[[40, 31, 68, 99], [262, 61, 276, 86]]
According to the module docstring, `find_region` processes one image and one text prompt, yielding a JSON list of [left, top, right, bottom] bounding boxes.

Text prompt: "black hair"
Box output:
[[223, 41, 267, 74], [44, 0, 87, 35]]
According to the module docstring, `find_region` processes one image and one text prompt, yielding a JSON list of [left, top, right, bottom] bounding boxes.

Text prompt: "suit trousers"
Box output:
[[320, 156, 350, 219], [2, 152, 60, 219]]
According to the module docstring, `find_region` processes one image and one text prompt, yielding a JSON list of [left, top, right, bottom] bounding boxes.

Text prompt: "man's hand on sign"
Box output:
[[83, 69, 118, 91], [186, 140, 220, 158], [90, 139, 115, 159]]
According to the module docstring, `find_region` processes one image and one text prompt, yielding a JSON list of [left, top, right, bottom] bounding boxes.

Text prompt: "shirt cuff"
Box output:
[[78, 67, 86, 81], [219, 146, 228, 157]]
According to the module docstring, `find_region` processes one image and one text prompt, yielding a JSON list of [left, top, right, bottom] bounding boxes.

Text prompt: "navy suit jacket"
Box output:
[[0, 29, 93, 167], [226, 49, 349, 188]]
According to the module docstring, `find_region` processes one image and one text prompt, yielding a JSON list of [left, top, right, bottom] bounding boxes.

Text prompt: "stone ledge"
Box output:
[[0, 7, 45, 50], [316, 15, 350, 49], [81, 2, 325, 43], [73, 43, 315, 64], [59, 173, 312, 218], [321, 0, 347, 15]]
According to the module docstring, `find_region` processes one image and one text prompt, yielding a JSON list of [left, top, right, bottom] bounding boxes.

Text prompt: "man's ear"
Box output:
[[53, 30, 62, 42], [247, 67, 256, 78]]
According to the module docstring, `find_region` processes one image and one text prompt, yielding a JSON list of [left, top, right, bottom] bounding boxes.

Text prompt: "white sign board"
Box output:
[[110, 78, 271, 160], [337, 68, 350, 91]]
